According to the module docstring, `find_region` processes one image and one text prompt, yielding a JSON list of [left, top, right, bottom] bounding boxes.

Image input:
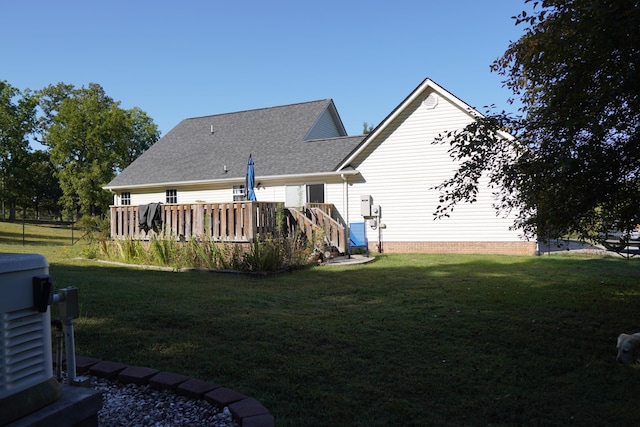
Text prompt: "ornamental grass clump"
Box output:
[[242, 232, 312, 273], [94, 228, 317, 273], [242, 236, 278, 272], [149, 236, 180, 267], [96, 238, 146, 264]]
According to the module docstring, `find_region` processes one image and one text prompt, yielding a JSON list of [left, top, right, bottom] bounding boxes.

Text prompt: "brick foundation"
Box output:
[[372, 241, 537, 256]]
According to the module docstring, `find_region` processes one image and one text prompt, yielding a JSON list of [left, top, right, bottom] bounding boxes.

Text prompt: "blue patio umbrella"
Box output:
[[246, 154, 257, 201]]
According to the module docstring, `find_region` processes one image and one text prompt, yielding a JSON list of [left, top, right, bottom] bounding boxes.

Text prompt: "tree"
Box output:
[[362, 121, 375, 134], [23, 150, 63, 219], [38, 83, 159, 217], [0, 81, 37, 220], [434, 0, 640, 241]]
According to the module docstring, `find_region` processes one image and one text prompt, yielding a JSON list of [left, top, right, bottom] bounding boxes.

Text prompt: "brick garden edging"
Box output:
[[75, 356, 274, 427]]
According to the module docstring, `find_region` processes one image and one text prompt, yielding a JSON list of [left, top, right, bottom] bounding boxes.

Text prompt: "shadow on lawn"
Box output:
[[0, 230, 76, 246], [48, 256, 640, 426]]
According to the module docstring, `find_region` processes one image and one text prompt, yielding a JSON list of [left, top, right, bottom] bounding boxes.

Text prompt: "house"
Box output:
[[104, 78, 536, 255]]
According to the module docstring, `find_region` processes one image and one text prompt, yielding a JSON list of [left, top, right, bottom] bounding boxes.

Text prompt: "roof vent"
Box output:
[[210, 125, 214, 134], [423, 93, 438, 109]]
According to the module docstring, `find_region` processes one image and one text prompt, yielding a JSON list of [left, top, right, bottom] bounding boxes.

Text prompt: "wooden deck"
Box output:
[[109, 202, 346, 253]]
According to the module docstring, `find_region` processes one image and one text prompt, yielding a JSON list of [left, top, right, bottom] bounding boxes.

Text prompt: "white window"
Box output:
[[233, 185, 246, 201], [121, 192, 131, 205], [166, 189, 177, 204]]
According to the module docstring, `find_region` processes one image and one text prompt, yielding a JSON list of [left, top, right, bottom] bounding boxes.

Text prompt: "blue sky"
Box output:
[[2, 0, 529, 140]]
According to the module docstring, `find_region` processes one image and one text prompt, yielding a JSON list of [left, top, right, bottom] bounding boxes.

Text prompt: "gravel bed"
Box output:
[[89, 375, 238, 427]]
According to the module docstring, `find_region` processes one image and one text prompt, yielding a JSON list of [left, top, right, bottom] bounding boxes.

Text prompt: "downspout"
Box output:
[[341, 174, 350, 257], [378, 214, 383, 253]]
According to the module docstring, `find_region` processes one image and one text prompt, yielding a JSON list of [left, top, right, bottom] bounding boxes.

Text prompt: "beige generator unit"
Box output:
[[0, 253, 61, 425]]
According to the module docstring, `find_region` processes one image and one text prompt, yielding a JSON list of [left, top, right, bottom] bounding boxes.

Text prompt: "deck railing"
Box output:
[[110, 202, 281, 242], [109, 202, 346, 252]]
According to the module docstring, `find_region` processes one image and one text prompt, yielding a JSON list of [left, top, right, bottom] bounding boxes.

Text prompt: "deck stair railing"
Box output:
[[286, 205, 346, 253]]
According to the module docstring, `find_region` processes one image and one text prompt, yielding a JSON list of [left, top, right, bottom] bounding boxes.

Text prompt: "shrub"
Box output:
[[77, 216, 110, 242]]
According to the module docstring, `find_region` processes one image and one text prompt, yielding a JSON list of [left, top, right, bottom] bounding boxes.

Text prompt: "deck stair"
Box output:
[[286, 206, 346, 254]]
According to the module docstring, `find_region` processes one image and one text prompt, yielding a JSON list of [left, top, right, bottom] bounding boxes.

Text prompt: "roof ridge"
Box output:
[[303, 135, 365, 143], [185, 99, 332, 121]]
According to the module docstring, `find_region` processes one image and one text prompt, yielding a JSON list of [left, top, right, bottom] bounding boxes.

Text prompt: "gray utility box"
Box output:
[[361, 195, 372, 217], [0, 253, 60, 425]]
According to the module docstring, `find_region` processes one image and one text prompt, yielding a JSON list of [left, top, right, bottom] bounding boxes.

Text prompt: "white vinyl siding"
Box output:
[[127, 187, 237, 206], [125, 184, 290, 206], [326, 181, 347, 224], [127, 191, 166, 206], [346, 91, 522, 243]]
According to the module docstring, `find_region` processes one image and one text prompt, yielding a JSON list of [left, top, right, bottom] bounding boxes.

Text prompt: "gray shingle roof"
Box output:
[[106, 99, 364, 188]]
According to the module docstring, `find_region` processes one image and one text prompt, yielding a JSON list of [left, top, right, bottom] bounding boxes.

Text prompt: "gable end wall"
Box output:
[[343, 90, 531, 254], [305, 108, 343, 140]]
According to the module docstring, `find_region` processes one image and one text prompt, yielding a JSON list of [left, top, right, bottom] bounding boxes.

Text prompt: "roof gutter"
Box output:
[[103, 169, 360, 191]]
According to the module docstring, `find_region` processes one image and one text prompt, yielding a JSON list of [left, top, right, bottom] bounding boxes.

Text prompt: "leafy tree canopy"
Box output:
[[0, 81, 37, 218], [434, 0, 640, 241], [23, 149, 62, 219], [37, 83, 159, 217]]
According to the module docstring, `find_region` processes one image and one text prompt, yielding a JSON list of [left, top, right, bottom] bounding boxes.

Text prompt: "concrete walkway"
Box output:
[[536, 239, 634, 257], [537, 239, 607, 254], [321, 254, 376, 266]]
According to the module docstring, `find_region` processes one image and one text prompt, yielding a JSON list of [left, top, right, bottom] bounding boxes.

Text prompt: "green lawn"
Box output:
[[3, 221, 640, 426]]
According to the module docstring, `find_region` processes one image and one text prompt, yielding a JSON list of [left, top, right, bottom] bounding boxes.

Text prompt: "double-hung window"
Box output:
[[232, 185, 246, 201], [121, 192, 131, 205], [166, 189, 177, 204]]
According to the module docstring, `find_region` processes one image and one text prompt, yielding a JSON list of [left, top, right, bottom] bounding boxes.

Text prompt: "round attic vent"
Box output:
[[423, 93, 438, 109]]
